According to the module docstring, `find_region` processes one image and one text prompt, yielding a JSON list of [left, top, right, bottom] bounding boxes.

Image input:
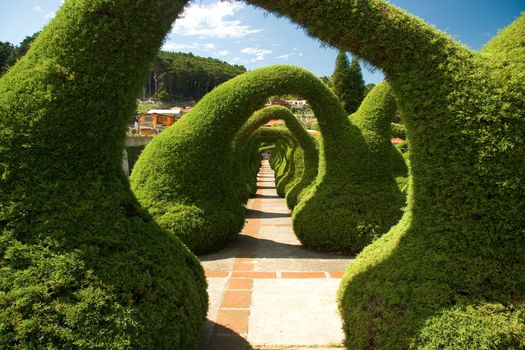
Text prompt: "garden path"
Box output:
[[199, 160, 353, 350]]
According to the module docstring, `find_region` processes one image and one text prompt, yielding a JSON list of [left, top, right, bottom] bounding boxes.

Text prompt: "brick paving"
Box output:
[[200, 160, 353, 350]]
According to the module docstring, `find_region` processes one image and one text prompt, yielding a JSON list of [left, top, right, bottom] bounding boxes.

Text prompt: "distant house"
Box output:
[[269, 99, 286, 106], [285, 99, 308, 108], [136, 109, 181, 135]]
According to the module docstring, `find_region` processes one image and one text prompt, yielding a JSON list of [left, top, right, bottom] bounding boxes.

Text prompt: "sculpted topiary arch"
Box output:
[[244, 0, 525, 347], [131, 65, 403, 254], [350, 81, 408, 192], [0, 1, 207, 348]]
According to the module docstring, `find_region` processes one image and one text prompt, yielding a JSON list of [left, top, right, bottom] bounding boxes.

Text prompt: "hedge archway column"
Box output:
[[0, 0, 207, 348], [244, 0, 525, 347]]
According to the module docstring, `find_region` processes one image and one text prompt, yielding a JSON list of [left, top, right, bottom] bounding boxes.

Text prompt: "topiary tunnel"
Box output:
[[244, 0, 525, 348], [246, 126, 299, 199], [0, 1, 207, 348], [232, 105, 319, 207], [131, 64, 403, 255], [3, 0, 521, 348]]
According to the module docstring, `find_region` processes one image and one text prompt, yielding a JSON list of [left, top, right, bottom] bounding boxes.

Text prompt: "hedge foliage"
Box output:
[[246, 0, 525, 348], [132, 64, 402, 254], [232, 106, 318, 207], [292, 79, 404, 254], [0, 0, 208, 348]]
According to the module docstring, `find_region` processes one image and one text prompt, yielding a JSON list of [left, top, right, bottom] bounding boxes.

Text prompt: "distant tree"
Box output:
[[0, 41, 14, 75], [319, 75, 332, 87], [0, 33, 40, 77], [141, 51, 247, 101], [331, 50, 365, 114], [153, 90, 169, 102]]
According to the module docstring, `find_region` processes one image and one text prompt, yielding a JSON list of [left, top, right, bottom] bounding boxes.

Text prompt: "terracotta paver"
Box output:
[[199, 160, 353, 349]]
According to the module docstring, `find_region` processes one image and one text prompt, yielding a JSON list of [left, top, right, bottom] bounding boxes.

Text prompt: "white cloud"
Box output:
[[277, 53, 293, 60], [217, 50, 230, 56], [241, 47, 272, 62], [202, 43, 216, 50], [171, 1, 262, 39], [33, 6, 55, 19], [298, 52, 304, 57], [162, 42, 200, 51]]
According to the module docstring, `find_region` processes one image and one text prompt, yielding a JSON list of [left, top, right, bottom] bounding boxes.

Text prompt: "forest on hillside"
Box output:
[[1, 34, 246, 102], [141, 51, 247, 102]]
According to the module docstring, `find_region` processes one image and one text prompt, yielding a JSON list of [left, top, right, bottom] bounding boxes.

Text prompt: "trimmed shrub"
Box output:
[[0, 0, 207, 349], [132, 65, 402, 254], [256, 128, 298, 198], [246, 0, 525, 348], [351, 81, 409, 195], [292, 80, 404, 254]]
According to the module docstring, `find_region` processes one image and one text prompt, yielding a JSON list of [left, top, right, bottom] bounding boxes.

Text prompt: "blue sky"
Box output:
[[1, 0, 523, 84]]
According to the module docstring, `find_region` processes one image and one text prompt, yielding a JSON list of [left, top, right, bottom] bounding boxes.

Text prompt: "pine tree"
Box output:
[[331, 50, 365, 114]]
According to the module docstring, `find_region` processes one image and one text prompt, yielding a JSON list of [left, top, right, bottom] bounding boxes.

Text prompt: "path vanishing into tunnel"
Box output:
[[200, 159, 354, 350]]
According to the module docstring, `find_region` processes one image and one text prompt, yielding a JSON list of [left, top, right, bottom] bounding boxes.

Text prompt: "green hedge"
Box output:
[[350, 81, 408, 194], [0, 0, 207, 348], [292, 79, 404, 254], [246, 0, 525, 348], [132, 65, 401, 254]]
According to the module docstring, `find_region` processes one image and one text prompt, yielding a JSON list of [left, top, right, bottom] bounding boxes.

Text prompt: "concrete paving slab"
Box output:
[[206, 277, 228, 322], [200, 277, 229, 349], [248, 279, 344, 346]]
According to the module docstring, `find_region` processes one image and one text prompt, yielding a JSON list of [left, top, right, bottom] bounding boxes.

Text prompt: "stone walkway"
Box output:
[[200, 160, 354, 350]]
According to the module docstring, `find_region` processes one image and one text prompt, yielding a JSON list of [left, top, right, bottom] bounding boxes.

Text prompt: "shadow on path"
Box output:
[[245, 208, 290, 219], [200, 234, 353, 261], [201, 321, 253, 350], [251, 193, 281, 199]]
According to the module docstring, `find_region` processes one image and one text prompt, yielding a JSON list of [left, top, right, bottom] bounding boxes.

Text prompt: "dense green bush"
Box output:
[[232, 106, 318, 206], [132, 65, 401, 254], [246, 0, 525, 347], [351, 81, 409, 194], [292, 79, 404, 254], [0, 0, 207, 348]]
